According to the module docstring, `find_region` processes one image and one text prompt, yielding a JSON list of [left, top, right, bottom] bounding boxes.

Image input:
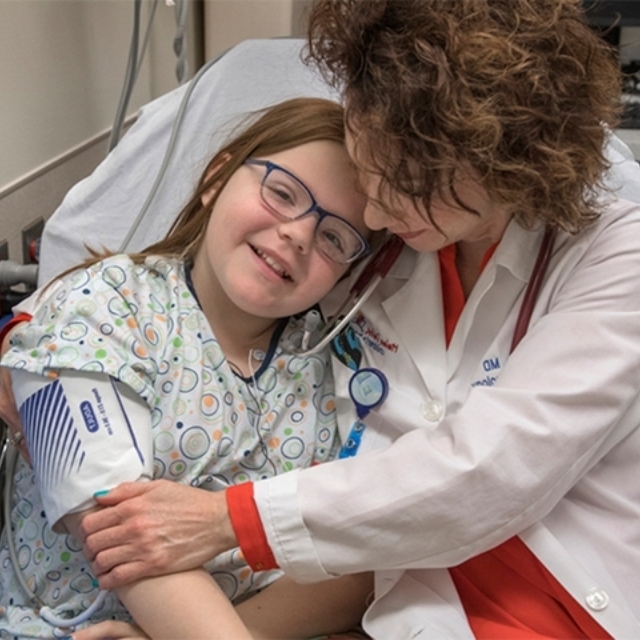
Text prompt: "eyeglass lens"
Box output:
[[262, 167, 364, 263]]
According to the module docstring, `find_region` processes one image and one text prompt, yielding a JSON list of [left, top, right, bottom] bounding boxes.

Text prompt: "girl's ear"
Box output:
[[201, 152, 232, 207]]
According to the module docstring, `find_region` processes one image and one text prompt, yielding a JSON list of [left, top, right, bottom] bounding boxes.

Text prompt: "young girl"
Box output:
[[0, 97, 374, 639]]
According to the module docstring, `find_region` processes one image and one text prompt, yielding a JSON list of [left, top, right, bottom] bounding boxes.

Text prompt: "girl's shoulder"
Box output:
[[60, 254, 188, 298]]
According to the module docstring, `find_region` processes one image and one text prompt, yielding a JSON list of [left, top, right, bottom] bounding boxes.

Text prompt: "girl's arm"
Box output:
[[70, 572, 373, 640], [117, 569, 252, 640], [64, 511, 252, 640]]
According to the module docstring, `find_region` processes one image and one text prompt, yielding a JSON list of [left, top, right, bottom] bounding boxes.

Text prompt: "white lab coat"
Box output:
[[254, 188, 640, 637]]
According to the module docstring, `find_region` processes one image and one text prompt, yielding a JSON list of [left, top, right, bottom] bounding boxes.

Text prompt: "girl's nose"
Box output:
[[277, 215, 317, 253]]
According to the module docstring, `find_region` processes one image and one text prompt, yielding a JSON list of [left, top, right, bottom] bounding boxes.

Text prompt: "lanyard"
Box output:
[[339, 368, 389, 459]]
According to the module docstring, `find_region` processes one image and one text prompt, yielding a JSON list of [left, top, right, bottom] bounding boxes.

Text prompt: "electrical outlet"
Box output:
[[0, 240, 8, 262], [22, 218, 44, 264]]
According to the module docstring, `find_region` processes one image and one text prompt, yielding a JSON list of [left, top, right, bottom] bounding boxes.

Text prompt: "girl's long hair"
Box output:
[[139, 97, 348, 263], [64, 97, 348, 276]]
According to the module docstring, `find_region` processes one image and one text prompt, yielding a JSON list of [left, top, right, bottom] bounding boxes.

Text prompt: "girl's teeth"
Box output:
[[257, 249, 289, 278]]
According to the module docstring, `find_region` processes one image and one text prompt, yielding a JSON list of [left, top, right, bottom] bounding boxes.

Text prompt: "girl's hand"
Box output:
[[71, 620, 148, 640]]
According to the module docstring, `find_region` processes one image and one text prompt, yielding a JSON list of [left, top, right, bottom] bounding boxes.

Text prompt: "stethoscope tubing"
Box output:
[[294, 234, 405, 357], [338, 225, 557, 457], [510, 226, 557, 352], [3, 438, 108, 632]]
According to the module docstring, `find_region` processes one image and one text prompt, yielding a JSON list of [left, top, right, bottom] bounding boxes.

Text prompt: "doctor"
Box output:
[[8, 0, 640, 637]]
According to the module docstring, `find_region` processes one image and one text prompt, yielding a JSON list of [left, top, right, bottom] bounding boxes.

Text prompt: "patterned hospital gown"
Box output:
[[0, 255, 339, 638]]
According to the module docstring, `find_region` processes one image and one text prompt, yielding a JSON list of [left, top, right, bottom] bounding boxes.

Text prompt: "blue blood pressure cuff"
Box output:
[[11, 368, 153, 532]]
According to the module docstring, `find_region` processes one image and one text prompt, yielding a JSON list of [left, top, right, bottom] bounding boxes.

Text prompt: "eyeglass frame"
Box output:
[[244, 158, 371, 264]]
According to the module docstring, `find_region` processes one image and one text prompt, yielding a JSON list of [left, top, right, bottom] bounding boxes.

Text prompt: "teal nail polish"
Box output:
[[94, 489, 109, 497]]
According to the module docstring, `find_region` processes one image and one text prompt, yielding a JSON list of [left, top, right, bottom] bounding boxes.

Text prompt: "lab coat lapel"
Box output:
[[381, 250, 448, 404], [446, 222, 546, 387]]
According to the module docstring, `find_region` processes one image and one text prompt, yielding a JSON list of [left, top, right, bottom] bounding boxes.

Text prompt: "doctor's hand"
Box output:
[[78, 480, 238, 590]]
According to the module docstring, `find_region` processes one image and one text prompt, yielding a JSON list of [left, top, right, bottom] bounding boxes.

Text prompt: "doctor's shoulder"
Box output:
[[568, 196, 640, 255]]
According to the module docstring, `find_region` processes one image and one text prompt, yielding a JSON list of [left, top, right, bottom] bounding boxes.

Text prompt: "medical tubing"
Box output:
[[301, 310, 322, 350], [298, 273, 383, 357], [0, 261, 39, 289], [293, 236, 404, 356], [4, 434, 110, 626], [173, 0, 190, 83], [118, 52, 223, 253], [350, 234, 405, 295], [135, 0, 159, 82], [40, 589, 109, 629], [109, 0, 141, 152]]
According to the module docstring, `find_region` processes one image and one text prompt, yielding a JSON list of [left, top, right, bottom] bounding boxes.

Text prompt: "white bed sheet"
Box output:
[[38, 38, 338, 286]]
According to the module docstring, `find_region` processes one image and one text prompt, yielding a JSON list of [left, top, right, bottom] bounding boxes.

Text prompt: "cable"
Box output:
[[108, 0, 142, 152], [3, 439, 45, 610], [40, 590, 109, 630], [135, 0, 159, 82], [245, 352, 277, 478], [3, 433, 109, 631]]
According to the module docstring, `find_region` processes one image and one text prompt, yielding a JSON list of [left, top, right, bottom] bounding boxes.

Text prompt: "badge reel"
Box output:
[[339, 368, 389, 459]]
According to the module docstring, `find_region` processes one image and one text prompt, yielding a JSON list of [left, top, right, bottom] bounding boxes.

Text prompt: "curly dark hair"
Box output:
[[306, 0, 623, 233]]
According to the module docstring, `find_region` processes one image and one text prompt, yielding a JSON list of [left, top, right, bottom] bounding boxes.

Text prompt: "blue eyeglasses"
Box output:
[[244, 158, 370, 264]]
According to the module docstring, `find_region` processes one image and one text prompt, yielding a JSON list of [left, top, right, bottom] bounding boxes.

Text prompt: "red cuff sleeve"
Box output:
[[0, 312, 32, 350], [227, 482, 279, 572]]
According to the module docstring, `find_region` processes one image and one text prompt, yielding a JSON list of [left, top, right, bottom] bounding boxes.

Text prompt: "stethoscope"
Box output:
[[338, 225, 558, 458], [291, 234, 406, 357]]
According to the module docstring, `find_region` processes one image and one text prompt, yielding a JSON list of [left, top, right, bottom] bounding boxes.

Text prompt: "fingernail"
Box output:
[[94, 489, 109, 497], [91, 579, 99, 588]]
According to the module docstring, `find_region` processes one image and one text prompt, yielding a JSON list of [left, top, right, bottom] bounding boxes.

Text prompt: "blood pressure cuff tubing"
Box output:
[[11, 368, 153, 532]]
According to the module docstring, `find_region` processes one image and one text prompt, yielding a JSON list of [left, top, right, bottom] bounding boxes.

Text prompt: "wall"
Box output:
[[203, 0, 311, 61], [0, 0, 202, 265]]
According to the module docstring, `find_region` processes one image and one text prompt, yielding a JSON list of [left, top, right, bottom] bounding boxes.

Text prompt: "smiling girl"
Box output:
[[0, 97, 373, 639]]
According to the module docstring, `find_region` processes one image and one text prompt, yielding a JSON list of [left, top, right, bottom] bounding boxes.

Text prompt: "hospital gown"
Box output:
[[0, 255, 338, 638]]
